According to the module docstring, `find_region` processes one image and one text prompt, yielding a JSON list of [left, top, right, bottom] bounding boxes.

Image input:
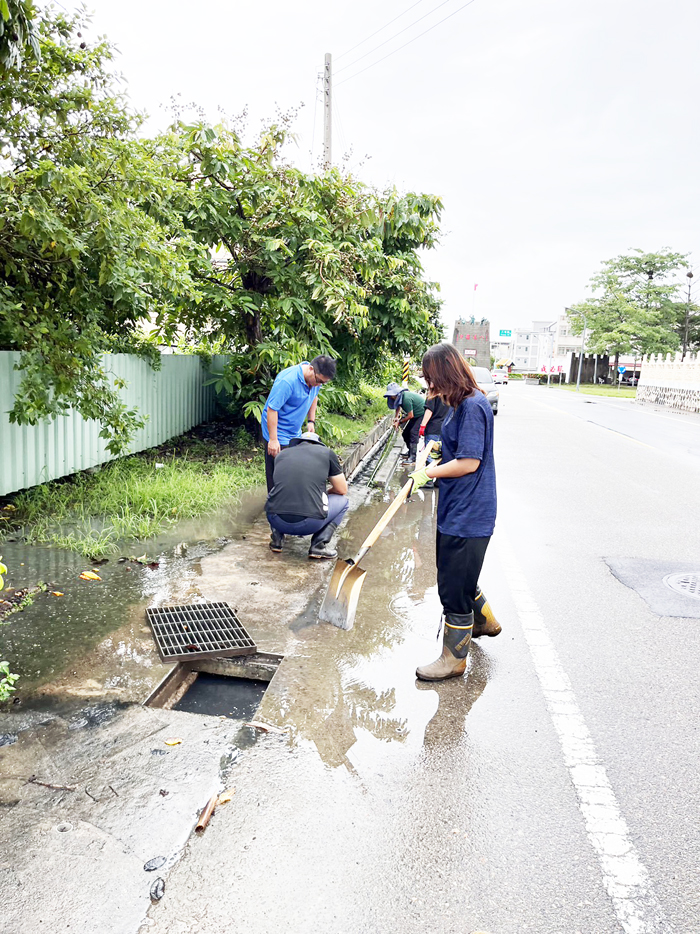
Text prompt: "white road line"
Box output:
[[498, 539, 673, 934]]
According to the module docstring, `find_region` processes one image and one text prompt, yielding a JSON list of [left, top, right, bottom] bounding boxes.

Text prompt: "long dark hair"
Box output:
[[421, 343, 484, 409]]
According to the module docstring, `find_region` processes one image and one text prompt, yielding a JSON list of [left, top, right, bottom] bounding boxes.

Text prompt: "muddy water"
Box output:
[[0, 447, 495, 764], [0, 487, 266, 719]]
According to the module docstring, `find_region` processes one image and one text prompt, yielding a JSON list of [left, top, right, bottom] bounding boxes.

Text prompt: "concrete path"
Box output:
[[3, 386, 700, 933]]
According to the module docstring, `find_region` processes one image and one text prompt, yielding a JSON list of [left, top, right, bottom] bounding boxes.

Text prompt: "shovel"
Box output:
[[319, 441, 435, 631]]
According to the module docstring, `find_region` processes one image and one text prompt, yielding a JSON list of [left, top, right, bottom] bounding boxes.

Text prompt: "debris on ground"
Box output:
[[195, 795, 218, 832], [144, 856, 167, 872], [150, 878, 165, 901], [217, 788, 235, 805], [164, 738, 182, 746], [244, 720, 287, 734]]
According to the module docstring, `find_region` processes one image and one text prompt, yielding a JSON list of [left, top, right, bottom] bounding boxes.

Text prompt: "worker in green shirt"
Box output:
[[383, 382, 426, 465]]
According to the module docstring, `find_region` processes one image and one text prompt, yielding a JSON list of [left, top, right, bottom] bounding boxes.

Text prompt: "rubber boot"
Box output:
[[308, 522, 339, 560], [269, 528, 284, 553], [416, 612, 473, 681], [472, 589, 501, 638]]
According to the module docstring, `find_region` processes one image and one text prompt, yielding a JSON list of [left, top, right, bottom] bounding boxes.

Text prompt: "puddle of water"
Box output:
[[0, 487, 267, 710], [173, 673, 266, 720]]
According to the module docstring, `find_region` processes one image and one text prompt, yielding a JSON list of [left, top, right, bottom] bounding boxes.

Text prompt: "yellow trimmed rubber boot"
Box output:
[[472, 589, 501, 639], [416, 613, 473, 681]]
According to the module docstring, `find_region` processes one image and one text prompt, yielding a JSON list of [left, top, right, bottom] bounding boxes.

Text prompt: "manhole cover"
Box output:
[[146, 602, 256, 662], [663, 573, 700, 600]]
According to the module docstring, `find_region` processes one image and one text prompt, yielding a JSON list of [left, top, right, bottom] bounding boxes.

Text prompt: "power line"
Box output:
[[335, 0, 426, 62], [335, 0, 456, 76], [336, 0, 477, 88]]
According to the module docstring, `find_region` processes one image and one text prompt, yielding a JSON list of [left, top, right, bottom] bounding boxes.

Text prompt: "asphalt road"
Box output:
[[143, 384, 700, 934]]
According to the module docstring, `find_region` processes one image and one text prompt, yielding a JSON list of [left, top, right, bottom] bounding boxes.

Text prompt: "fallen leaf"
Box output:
[[51, 591, 64, 597], [217, 788, 235, 805], [164, 738, 182, 746], [244, 721, 287, 735], [79, 571, 101, 581], [3, 505, 16, 511]]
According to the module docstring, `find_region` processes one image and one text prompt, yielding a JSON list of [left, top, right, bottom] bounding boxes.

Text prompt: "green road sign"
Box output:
[[499, 330, 511, 337]]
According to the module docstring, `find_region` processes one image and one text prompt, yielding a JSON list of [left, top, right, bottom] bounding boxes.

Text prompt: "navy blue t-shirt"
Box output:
[[436, 392, 496, 538]]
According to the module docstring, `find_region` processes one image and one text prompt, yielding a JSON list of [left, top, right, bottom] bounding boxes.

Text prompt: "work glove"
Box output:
[[428, 440, 442, 461], [409, 467, 431, 493]]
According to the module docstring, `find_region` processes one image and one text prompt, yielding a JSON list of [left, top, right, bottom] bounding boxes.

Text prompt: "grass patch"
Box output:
[[318, 382, 388, 446], [1, 424, 265, 556], [552, 384, 638, 398]]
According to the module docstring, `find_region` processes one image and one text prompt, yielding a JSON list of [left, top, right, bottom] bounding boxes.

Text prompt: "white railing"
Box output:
[[638, 352, 700, 413], [639, 351, 700, 386]]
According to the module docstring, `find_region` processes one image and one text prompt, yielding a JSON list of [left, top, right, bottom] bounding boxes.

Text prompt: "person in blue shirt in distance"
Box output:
[[409, 343, 502, 681]]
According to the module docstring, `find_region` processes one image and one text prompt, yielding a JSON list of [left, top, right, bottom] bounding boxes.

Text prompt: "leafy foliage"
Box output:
[[168, 117, 443, 414], [0, 7, 201, 452], [569, 249, 691, 365], [1, 8, 443, 451], [0, 0, 39, 71]]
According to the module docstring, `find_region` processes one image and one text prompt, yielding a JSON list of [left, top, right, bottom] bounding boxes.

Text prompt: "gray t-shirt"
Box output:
[[266, 441, 343, 520]]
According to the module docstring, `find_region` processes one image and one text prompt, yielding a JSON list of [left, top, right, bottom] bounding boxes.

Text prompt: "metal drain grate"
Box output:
[[146, 602, 256, 662], [663, 573, 700, 600]]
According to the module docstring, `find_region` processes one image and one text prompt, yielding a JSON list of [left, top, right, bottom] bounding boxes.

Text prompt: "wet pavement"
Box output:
[[2, 388, 700, 932]]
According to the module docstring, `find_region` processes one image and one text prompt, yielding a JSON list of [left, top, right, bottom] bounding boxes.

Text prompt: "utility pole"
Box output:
[[323, 53, 332, 168], [683, 270, 694, 360]]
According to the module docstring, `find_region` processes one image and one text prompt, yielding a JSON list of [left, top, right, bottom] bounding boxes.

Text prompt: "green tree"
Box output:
[[164, 119, 442, 419], [0, 0, 39, 71], [0, 7, 201, 452], [569, 249, 687, 374]]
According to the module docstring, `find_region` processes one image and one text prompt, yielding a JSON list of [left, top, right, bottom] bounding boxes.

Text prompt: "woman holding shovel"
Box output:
[[409, 343, 501, 681]]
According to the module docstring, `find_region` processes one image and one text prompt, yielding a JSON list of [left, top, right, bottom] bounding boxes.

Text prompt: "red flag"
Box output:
[[474, 283, 478, 291]]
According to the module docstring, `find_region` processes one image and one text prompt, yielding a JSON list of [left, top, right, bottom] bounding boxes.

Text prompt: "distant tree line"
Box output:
[[568, 249, 700, 374]]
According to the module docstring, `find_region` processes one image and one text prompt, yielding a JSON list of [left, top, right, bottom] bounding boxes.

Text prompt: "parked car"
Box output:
[[492, 369, 509, 385], [472, 366, 499, 415]]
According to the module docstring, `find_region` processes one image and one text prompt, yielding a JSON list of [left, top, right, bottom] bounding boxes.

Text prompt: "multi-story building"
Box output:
[[511, 314, 587, 374], [452, 317, 490, 368]]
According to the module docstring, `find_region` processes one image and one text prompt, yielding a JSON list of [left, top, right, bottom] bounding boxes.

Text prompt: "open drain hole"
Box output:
[[663, 573, 700, 599], [145, 653, 282, 720]]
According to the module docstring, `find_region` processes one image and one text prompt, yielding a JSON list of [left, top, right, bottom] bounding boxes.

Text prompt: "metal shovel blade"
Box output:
[[318, 560, 367, 631]]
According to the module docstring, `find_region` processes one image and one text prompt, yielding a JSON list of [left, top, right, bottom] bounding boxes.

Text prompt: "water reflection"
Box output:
[[263, 479, 493, 773]]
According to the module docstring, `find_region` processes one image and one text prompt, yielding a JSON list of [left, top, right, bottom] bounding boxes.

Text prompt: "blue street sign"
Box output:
[[618, 366, 626, 374]]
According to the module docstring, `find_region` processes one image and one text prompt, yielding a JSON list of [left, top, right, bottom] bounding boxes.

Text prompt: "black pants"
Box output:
[[436, 531, 490, 616], [265, 446, 288, 492], [401, 417, 421, 461]]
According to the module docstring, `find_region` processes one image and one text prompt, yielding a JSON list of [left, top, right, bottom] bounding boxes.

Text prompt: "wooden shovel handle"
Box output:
[[354, 441, 435, 560]]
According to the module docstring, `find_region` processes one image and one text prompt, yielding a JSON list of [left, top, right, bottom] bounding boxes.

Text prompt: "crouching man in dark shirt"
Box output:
[[266, 432, 349, 559]]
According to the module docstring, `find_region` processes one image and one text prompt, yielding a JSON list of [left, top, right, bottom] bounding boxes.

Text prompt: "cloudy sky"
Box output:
[[78, 0, 699, 340]]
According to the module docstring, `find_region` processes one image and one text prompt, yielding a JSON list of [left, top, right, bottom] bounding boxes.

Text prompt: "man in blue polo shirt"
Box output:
[[261, 355, 337, 492]]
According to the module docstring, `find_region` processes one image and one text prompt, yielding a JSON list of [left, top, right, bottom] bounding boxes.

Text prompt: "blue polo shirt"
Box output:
[[437, 392, 496, 539], [261, 363, 320, 446]]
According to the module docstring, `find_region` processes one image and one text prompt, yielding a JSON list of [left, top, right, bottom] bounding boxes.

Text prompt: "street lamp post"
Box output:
[[576, 314, 587, 392], [682, 270, 694, 360]]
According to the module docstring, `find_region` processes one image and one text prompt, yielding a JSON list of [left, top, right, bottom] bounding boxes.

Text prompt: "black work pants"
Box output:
[[436, 531, 491, 616], [265, 445, 288, 492], [401, 417, 421, 462]]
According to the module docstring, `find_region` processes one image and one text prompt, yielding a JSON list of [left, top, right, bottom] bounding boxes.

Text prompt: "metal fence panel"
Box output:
[[0, 352, 225, 496]]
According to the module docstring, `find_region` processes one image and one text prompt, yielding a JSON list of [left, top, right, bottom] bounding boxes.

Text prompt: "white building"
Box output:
[[510, 313, 586, 375]]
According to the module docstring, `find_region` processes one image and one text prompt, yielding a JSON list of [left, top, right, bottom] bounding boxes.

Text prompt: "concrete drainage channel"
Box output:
[[145, 652, 283, 720], [142, 416, 395, 722]]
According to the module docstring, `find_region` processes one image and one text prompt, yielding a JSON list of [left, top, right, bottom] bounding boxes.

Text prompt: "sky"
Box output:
[[74, 0, 700, 341]]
